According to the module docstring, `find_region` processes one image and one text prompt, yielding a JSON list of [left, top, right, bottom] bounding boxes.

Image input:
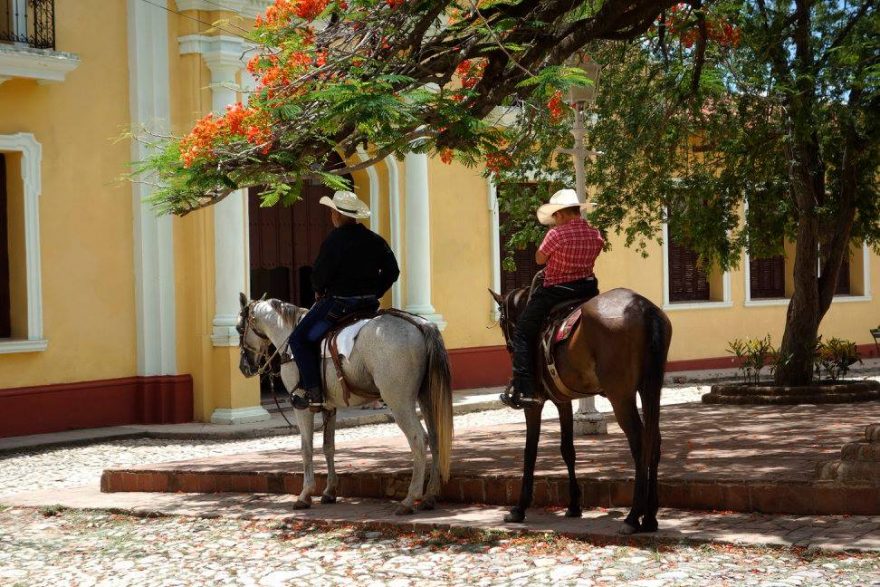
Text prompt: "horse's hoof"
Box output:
[[503, 509, 526, 523], [416, 497, 436, 511], [564, 507, 582, 518], [293, 500, 312, 510], [640, 519, 658, 533], [320, 494, 337, 504], [394, 505, 415, 516], [618, 522, 639, 535]]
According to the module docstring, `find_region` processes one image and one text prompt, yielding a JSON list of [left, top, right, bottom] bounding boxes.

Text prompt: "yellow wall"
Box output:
[[0, 0, 137, 387]]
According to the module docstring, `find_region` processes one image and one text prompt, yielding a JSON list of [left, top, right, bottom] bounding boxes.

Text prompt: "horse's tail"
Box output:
[[639, 303, 669, 514], [420, 324, 453, 482]]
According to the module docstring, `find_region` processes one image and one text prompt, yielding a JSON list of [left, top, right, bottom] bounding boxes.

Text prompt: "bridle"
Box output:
[[238, 301, 287, 377]]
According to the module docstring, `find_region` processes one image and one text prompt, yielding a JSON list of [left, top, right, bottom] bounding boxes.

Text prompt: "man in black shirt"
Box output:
[[288, 191, 400, 410]]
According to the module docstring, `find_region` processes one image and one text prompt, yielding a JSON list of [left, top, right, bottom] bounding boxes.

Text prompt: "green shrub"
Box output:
[[814, 337, 861, 382], [727, 335, 774, 384]]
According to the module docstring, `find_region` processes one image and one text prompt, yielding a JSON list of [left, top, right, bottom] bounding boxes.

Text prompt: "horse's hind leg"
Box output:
[[294, 408, 317, 509], [556, 401, 582, 518], [384, 396, 428, 515], [609, 394, 647, 534], [505, 402, 544, 523], [320, 409, 338, 504]]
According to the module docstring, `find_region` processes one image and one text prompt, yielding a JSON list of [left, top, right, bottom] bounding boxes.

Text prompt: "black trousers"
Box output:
[[511, 278, 599, 383]]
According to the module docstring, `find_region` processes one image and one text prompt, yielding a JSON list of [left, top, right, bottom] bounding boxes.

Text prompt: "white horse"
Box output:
[[237, 293, 453, 514]]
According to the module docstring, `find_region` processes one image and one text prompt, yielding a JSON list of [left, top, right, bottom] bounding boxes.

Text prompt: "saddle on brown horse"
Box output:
[[539, 299, 593, 402]]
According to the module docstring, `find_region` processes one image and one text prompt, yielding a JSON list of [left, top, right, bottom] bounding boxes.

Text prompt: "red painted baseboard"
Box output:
[[0, 375, 193, 438], [448, 346, 511, 390]]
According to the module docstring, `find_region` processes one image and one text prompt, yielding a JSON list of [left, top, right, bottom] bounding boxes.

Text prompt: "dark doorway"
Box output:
[[0, 154, 9, 338], [247, 155, 353, 400]]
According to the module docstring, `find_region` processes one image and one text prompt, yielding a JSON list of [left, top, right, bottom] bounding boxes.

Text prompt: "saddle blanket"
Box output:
[[321, 319, 370, 359], [554, 307, 582, 344]]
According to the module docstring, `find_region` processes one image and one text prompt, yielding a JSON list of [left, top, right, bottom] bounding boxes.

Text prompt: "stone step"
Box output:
[[818, 460, 880, 484], [840, 441, 880, 462]]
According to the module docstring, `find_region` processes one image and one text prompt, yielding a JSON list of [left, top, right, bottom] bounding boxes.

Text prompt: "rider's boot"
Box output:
[[499, 376, 541, 409], [291, 385, 323, 411]]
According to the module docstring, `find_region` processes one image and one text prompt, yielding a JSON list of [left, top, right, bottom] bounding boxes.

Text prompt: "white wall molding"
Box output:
[[356, 146, 381, 236], [128, 0, 177, 374], [0, 44, 80, 85], [176, 0, 271, 18], [0, 132, 46, 354]]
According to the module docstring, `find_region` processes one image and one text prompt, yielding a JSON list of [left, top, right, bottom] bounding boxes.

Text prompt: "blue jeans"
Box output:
[[289, 296, 379, 390]]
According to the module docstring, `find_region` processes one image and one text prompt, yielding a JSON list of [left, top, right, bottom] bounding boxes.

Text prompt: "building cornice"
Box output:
[[175, 0, 271, 18]]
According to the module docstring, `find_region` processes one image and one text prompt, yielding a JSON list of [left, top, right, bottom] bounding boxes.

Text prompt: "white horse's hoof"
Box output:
[[293, 500, 312, 510], [618, 522, 639, 535], [394, 505, 415, 516], [320, 494, 337, 504]]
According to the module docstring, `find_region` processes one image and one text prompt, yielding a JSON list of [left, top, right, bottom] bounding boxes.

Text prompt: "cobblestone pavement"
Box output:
[[0, 387, 707, 497], [0, 507, 877, 586]]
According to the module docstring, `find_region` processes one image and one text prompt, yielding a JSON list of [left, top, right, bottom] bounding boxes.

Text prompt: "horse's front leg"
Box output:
[[320, 409, 338, 504], [556, 401, 582, 518], [504, 402, 544, 523], [294, 408, 316, 509]]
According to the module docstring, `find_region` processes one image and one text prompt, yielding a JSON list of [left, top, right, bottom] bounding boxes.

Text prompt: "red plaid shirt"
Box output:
[[538, 218, 604, 287]]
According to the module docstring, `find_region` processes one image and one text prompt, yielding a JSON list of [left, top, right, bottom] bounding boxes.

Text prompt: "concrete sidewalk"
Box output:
[[0, 387, 504, 455], [3, 359, 878, 455]]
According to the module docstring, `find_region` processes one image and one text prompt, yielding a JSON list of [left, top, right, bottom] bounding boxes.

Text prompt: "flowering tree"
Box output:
[[138, 0, 681, 215]]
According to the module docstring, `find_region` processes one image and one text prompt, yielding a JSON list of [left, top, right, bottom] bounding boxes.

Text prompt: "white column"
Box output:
[[403, 152, 445, 328], [128, 0, 176, 375], [179, 37, 253, 347]]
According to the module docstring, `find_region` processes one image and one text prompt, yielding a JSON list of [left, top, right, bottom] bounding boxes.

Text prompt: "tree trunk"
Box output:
[[775, 213, 820, 386]]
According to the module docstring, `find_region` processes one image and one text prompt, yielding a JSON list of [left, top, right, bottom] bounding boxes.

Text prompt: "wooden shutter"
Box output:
[[0, 154, 9, 337], [667, 237, 710, 302], [749, 255, 785, 299], [498, 211, 540, 294]]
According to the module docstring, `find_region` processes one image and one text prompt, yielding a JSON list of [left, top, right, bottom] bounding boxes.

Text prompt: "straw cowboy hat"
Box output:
[[319, 190, 371, 219], [536, 188, 589, 225]]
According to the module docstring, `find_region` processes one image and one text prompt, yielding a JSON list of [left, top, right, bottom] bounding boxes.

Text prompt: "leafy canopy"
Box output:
[[135, 0, 680, 215]]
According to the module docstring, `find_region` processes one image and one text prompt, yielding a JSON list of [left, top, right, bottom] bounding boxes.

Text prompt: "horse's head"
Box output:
[[488, 287, 530, 353], [237, 292, 271, 377]]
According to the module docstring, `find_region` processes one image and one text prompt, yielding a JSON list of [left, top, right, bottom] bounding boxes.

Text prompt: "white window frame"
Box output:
[[828, 243, 872, 304], [661, 220, 732, 311], [0, 133, 46, 353], [743, 249, 789, 307]]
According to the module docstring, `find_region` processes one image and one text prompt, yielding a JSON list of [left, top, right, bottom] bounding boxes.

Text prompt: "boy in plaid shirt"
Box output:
[[501, 189, 604, 409]]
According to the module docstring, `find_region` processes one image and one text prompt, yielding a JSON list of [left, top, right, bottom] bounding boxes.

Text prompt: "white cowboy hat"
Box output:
[[536, 188, 589, 225], [319, 190, 371, 219]]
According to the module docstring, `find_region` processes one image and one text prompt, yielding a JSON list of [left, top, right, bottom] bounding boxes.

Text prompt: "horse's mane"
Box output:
[[269, 299, 306, 328]]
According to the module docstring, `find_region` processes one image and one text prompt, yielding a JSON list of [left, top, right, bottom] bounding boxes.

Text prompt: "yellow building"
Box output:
[[1, 1, 877, 437]]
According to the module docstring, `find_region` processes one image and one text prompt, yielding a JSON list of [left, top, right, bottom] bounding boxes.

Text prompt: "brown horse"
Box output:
[[489, 287, 672, 534]]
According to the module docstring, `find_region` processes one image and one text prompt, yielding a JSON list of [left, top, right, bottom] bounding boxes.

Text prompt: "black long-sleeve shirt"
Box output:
[[311, 223, 400, 298]]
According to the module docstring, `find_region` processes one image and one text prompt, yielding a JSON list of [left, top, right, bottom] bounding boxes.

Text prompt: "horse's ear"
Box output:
[[260, 292, 268, 301], [239, 292, 248, 308], [488, 289, 503, 306]]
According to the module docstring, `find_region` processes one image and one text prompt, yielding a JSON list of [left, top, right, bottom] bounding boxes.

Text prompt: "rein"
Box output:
[[240, 302, 296, 429]]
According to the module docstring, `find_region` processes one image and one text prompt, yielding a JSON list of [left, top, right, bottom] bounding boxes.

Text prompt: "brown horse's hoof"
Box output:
[[503, 508, 526, 523], [565, 507, 582, 518], [618, 522, 639, 535], [394, 505, 415, 516], [320, 494, 337, 504], [416, 497, 436, 511], [293, 500, 311, 510]]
